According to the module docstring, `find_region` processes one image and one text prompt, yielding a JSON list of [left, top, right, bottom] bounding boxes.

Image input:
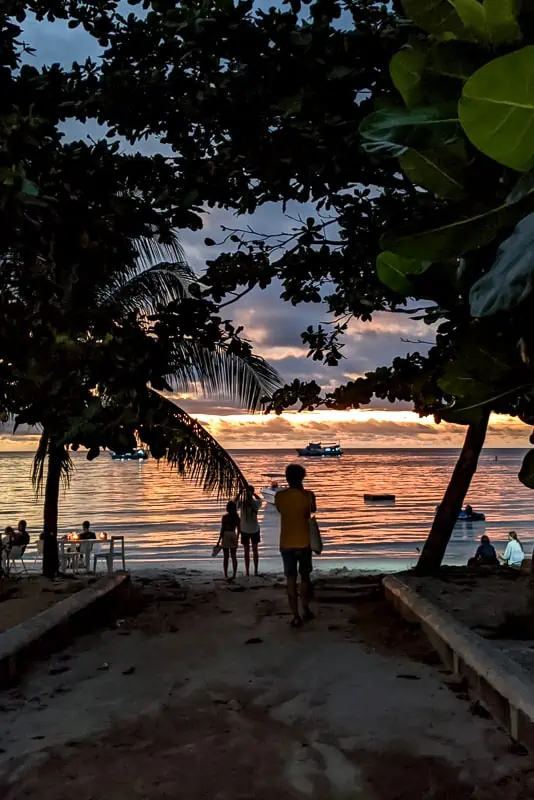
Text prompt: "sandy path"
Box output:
[[0, 573, 533, 799]]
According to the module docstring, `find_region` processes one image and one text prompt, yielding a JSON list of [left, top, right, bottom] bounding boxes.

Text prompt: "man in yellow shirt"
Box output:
[[275, 463, 316, 627]]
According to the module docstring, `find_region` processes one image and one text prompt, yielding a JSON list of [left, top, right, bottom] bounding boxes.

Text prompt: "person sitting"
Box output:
[[12, 519, 30, 547], [468, 535, 498, 567], [2, 526, 14, 546], [464, 504, 474, 517], [79, 520, 96, 541], [499, 531, 524, 569]]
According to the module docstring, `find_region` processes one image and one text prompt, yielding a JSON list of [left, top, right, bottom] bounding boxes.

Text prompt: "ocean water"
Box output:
[[1, 448, 533, 572]]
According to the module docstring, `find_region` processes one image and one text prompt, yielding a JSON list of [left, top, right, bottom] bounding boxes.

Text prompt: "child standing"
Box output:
[[219, 501, 240, 580]]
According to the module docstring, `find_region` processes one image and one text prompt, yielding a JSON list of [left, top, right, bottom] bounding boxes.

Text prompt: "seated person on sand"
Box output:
[[468, 535, 498, 567], [79, 520, 96, 540], [2, 526, 15, 547], [12, 519, 30, 547], [499, 531, 524, 570]]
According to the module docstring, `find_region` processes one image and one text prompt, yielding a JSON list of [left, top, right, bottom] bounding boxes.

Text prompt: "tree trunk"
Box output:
[[42, 438, 62, 579], [415, 410, 490, 576]]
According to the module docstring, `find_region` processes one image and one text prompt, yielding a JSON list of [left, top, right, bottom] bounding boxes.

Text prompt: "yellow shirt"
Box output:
[[275, 488, 315, 549]]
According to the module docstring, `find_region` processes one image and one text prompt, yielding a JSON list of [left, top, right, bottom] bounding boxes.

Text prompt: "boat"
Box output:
[[110, 448, 149, 461], [297, 442, 343, 457], [261, 474, 285, 505], [364, 493, 395, 503]]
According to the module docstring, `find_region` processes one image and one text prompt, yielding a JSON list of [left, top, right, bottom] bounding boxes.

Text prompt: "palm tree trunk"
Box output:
[[415, 410, 490, 576], [42, 437, 62, 579]]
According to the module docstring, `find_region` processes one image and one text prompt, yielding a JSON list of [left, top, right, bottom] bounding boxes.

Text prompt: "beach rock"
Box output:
[[245, 637, 263, 645]]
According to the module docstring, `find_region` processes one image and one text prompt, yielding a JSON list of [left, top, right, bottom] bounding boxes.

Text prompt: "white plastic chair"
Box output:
[[79, 540, 95, 573], [7, 545, 28, 576], [93, 536, 126, 574], [59, 541, 80, 574], [33, 539, 44, 565]]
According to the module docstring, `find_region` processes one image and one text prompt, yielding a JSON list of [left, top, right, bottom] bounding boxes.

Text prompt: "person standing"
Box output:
[[239, 486, 262, 577], [219, 501, 240, 581], [275, 463, 316, 628]]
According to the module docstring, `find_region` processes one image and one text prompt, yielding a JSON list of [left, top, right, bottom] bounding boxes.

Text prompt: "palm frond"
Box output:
[[143, 390, 248, 500], [97, 261, 197, 316], [168, 343, 282, 412], [32, 430, 74, 496], [135, 236, 186, 272]]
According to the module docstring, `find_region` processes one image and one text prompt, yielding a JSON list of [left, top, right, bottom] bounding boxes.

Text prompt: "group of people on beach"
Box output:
[[218, 463, 316, 628], [469, 531, 525, 570]]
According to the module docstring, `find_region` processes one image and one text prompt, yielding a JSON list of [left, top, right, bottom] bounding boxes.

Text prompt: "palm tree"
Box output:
[[21, 237, 280, 576]]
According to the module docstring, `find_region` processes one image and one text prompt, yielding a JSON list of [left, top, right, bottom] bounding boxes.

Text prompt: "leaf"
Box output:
[[398, 143, 466, 198], [519, 450, 534, 489], [359, 106, 459, 158], [484, 0, 522, 44], [469, 212, 534, 316], [438, 405, 486, 425], [454, 0, 488, 39], [459, 47, 534, 172], [21, 178, 39, 197], [389, 47, 428, 108], [376, 251, 429, 295], [428, 41, 478, 81], [507, 171, 534, 205], [381, 194, 534, 260], [402, 0, 466, 38]]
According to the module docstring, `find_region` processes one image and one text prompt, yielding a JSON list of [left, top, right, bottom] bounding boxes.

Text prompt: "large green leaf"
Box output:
[[454, 0, 488, 39], [359, 106, 459, 157], [402, 0, 466, 38], [484, 0, 522, 44], [469, 212, 534, 316], [376, 251, 429, 295], [389, 47, 428, 108], [459, 47, 534, 172], [381, 194, 534, 260], [519, 449, 534, 489], [428, 41, 478, 81], [398, 142, 466, 198]]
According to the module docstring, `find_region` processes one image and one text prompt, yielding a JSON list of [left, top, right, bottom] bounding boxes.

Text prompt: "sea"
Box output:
[[1, 448, 533, 573]]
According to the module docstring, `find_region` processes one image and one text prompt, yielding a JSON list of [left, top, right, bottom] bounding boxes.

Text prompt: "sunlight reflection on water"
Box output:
[[0, 448, 532, 572]]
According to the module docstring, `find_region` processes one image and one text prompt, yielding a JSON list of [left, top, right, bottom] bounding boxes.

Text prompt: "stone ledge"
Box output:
[[383, 574, 534, 750], [0, 573, 130, 686]]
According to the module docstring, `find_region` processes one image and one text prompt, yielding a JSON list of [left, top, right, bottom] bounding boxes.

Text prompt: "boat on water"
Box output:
[[297, 442, 343, 457], [261, 474, 285, 505], [110, 448, 149, 461]]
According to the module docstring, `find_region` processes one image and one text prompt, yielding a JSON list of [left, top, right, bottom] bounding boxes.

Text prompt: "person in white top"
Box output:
[[238, 485, 262, 577], [499, 531, 524, 569]]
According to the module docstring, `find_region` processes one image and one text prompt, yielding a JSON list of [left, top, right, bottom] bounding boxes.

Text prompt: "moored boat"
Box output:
[[297, 442, 343, 457], [110, 448, 148, 461], [261, 474, 285, 505]]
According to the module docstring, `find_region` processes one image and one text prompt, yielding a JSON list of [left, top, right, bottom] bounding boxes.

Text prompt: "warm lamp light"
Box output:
[[99, 531, 108, 540]]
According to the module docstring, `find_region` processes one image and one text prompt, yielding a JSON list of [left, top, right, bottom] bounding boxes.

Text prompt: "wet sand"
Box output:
[[1, 571, 533, 799]]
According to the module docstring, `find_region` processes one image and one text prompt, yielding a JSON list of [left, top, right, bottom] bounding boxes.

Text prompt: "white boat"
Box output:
[[261, 474, 285, 505]]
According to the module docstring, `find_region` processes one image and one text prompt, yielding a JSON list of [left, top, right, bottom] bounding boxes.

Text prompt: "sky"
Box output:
[[3, 5, 530, 452]]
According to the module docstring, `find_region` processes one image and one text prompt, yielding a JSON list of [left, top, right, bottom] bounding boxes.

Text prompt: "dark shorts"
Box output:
[[280, 547, 313, 579], [241, 531, 261, 547]]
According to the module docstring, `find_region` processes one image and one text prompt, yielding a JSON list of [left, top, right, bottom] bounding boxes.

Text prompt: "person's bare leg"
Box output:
[[243, 543, 251, 577], [231, 548, 238, 579], [286, 575, 300, 622], [300, 576, 315, 621], [223, 549, 229, 579], [252, 542, 259, 576]]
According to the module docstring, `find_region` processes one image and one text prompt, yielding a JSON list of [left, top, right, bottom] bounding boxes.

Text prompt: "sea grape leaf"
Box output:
[[454, 0, 488, 39], [428, 41, 479, 81], [398, 143, 466, 198], [376, 251, 429, 295], [484, 0, 522, 44], [381, 195, 534, 260], [359, 106, 459, 158], [402, 0, 467, 38], [469, 212, 534, 316], [438, 405, 486, 426], [506, 171, 534, 205], [389, 46, 428, 108], [519, 450, 534, 489], [459, 47, 534, 172]]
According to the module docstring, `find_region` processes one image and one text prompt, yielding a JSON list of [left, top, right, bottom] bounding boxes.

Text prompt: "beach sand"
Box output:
[[1, 570, 533, 799]]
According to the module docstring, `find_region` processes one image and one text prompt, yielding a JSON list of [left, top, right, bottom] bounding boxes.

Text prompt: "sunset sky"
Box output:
[[3, 8, 531, 453]]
